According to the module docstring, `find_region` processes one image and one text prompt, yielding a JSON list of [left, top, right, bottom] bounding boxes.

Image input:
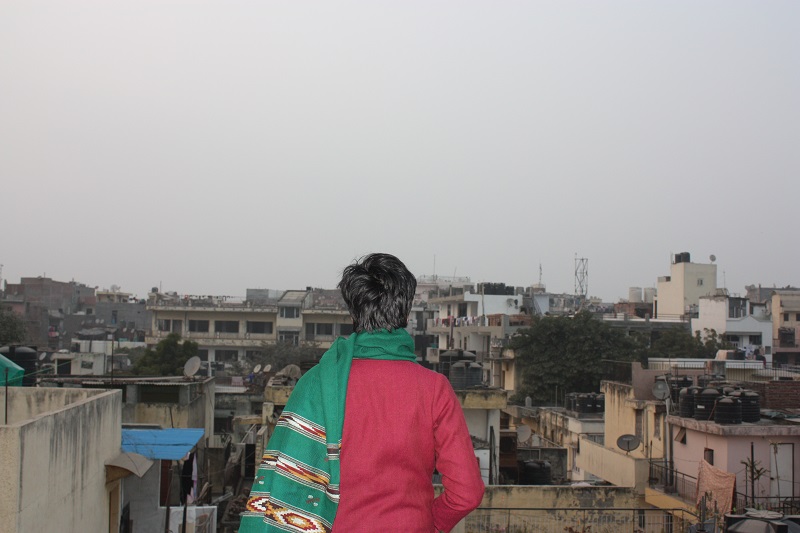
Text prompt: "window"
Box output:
[[279, 331, 299, 345], [140, 385, 180, 404], [697, 278, 704, 286], [280, 307, 300, 319], [216, 349, 238, 362], [704, 448, 714, 465], [247, 321, 273, 334], [674, 427, 687, 444], [215, 320, 240, 333], [111, 310, 118, 325], [157, 319, 172, 332], [305, 323, 334, 339], [188, 320, 209, 332], [339, 323, 354, 336], [197, 349, 209, 361], [171, 320, 182, 333], [750, 334, 762, 346], [785, 313, 790, 322], [796, 313, 800, 321]]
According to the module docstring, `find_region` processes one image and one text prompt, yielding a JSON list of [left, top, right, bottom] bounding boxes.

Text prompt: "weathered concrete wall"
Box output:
[[577, 438, 650, 494], [0, 388, 121, 533], [1, 387, 106, 423], [478, 483, 638, 508]]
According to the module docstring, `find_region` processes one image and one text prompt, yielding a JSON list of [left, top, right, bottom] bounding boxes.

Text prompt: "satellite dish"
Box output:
[[183, 356, 202, 378], [616, 434, 641, 453], [253, 364, 262, 374], [516, 425, 532, 443], [709, 254, 716, 263], [652, 380, 671, 400], [263, 364, 272, 373]]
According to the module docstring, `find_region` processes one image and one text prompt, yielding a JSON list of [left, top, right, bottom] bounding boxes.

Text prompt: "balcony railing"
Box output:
[[465, 507, 697, 533], [649, 461, 800, 515]]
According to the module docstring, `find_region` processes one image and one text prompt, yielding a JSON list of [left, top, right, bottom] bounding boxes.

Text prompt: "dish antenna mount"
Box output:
[[183, 356, 201, 378], [616, 434, 641, 454]]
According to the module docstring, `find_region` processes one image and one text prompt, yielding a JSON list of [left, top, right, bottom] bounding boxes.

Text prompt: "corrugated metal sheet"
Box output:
[[121, 428, 204, 460]]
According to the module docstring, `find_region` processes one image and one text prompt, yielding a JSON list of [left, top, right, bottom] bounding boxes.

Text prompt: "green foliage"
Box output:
[[133, 333, 198, 376], [0, 307, 27, 346], [511, 312, 641, 405], [649, 327, 729, 359]]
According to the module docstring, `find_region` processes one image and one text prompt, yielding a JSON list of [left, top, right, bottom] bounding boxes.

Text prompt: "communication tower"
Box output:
[[574, 255, 589, 310]]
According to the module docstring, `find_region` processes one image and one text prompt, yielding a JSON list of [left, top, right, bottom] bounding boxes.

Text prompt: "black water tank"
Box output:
[[566, 393, 577, 412], [595, 394, 605, 413], [694, 389, 720, 421], [520, 460, 552, 485], [670, 376, 693, 403], [680, 387, 701, 418], [575, 394, 588, 413], [465, 363, 483, 387], [0, 345, 38, 387], [583, 392, 597, 413], [733, 391, 761, 423], [715, 397, 742, 424], [449, 361, 467, 390]]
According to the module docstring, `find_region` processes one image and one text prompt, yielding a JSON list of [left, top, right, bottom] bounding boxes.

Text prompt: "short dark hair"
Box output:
[[338, 253, 417, 333]]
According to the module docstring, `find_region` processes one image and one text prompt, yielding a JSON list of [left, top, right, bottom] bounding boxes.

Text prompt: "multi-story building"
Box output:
[[655, 252, 717, 319], [428, 282, 532, 359], [2, 276, 95, 348], [147, 288, 352, 373], [769, 289, 800, 366], [692, 291, 773, 361]]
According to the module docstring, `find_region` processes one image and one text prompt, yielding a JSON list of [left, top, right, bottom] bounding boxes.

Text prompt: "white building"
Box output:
[[655, 252, 717, 318], [692, 293, 773, 362]]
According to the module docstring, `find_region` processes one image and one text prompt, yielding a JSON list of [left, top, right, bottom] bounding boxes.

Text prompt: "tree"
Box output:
[[649, 327, 729, 359], [133, 333, 198, 376], [510, 312, 641, 405], [0, 307, 27, 346]]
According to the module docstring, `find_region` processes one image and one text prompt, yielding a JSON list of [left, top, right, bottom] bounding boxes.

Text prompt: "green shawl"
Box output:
[[240, 328, 416, 533]]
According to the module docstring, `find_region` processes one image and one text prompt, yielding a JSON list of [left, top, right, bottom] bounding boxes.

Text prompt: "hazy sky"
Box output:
[[2, 1, 798, 301]]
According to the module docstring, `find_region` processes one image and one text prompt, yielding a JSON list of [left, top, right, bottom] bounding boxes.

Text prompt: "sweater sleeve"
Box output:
[[431, 377, 485, 532]]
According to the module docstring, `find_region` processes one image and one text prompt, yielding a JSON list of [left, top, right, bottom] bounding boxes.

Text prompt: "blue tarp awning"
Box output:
[[121, 428, 204, 460]]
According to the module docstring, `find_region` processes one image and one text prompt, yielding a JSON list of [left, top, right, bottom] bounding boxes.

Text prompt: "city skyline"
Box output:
[[2, 2, 798, 303]]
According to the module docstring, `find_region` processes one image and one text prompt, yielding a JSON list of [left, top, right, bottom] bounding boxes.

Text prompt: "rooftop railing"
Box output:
[[465, 506, 697, 533]]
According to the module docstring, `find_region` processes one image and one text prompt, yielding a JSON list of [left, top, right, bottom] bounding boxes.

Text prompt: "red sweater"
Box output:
[[334, 360, 485, 533]]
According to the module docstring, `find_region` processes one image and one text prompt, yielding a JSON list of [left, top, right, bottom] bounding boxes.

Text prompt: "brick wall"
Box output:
[[744, 380, 800, 409]]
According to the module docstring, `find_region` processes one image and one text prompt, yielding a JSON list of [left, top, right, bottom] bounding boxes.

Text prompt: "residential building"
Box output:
[[2, 276, 95, 348], [577, 362, 694, 496], [428, 282, 532, 359], [769, 289, 800, 366], [692, 291, 773, 362], [647, 374, 800, 514], [146, 288, 352, 374], [655, 252, 717, 319], [39, 375, 215, 439]]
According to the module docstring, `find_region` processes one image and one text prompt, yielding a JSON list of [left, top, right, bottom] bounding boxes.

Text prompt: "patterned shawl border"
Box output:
[[263, 497, 333, 533], [276, 411, 327, 444]]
